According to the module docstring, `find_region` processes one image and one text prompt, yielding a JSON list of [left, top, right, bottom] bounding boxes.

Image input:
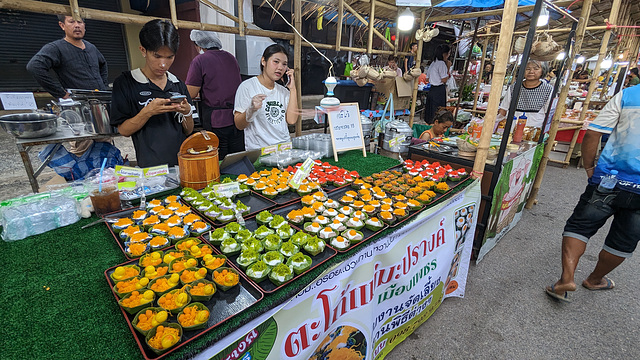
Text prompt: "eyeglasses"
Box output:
[[525, 68, 540, 72]]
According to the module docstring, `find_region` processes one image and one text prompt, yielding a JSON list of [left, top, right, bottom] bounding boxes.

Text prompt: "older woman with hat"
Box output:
[[498, 60, 553, 128], [186, 30, 244, 158]]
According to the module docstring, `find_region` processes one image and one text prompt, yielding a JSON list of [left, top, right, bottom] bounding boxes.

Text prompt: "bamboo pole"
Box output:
[[563, 0, 622, 166], [343, 2, 394, 50], [477, 25, 609, 37], [358, 0, 397, 11], [294, 0, 302, 137], [427, 0, 574, 23], [0, 0, 296, 40], [238, 0, 244, 37], [68, 0, 80, 21], [302, 41, 411, 56], [472, 0, 520, 179], [367, 0, 376, 54], [169, 0, 178, 29], [472, 27, 491, 113], [409, 10, 426, 127], [525, 0, 594, 209], [600, 3, 631, 99], [336, 0, 343, 52], [454, 19, 481, 118], [394, 16, 400, 56], [198, 0, 238, 23]]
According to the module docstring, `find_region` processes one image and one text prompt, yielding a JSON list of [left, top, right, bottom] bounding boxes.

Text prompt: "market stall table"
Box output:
[[14, 126, 119, 192], [408, 139, 543, 260], [0, 151, 480, 359]]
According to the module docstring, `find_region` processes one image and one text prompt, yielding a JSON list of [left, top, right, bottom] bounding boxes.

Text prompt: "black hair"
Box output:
[[139, 19, 179, 54], [434, 108, 454, 124], [387, 55, 397, 63], [260, 44, 289, 72], [410, 42, 418, 49], [58, 14, 83, 23], [435, 44, 451, 61], [631, 68, 639, 76]]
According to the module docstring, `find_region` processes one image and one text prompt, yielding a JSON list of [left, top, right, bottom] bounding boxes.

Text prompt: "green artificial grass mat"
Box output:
[[0, 151, 469, 360]]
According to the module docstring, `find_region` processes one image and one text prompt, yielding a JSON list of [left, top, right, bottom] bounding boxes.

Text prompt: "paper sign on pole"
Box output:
[[325, 103, 367, 161]]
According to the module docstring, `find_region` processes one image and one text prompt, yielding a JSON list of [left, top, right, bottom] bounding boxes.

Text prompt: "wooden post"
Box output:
[[336, 0, 343, 52], [563, 0, 622, 166], [409, 10, 426, 127], [343, 2, 395, 50], [525, 0, 593, 209], [367, 0, 376, 54], [454, 18, 481, 118], [394, 19, 399, 56], [198, 0, 238, 23], [293, 0, 302, 137], [472, 0, 519, 178], [169, 0, 178, 28], [473, 28, 491, 113], [238, 0, 244, 37], [68, 0, 80, 21], [600, 2, 630, 100]]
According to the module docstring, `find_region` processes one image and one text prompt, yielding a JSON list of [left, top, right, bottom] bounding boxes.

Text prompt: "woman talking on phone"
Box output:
[[234, 44, 299, 151], [110, 19, 193, 167]]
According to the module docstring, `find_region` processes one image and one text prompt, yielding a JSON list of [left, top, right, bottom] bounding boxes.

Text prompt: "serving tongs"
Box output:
[[81, 216, 120, 229]]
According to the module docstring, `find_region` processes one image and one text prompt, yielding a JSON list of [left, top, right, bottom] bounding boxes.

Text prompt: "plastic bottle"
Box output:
[[598, 170, 618, 192], [513, 113, 527, 143]]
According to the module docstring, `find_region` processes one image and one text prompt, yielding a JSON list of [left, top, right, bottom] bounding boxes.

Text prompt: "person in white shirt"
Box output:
[[234, 44, 299, 151], [425, 44, 451, 124]]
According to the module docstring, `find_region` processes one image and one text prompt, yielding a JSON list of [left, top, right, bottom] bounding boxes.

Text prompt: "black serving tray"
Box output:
[[104, 256, 263, 360], [202, 217, 337, 293]]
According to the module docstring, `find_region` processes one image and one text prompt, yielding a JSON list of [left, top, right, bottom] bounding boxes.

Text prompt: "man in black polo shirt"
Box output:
[[110, 69, 192, 167]]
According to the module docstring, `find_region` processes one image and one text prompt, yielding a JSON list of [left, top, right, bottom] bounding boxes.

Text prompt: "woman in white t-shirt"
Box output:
[[234, 44, 298, 151], [424, 44, 451, 124]]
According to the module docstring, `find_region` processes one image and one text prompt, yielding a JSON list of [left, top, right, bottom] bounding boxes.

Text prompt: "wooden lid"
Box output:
[[179, 130, 219, 155]]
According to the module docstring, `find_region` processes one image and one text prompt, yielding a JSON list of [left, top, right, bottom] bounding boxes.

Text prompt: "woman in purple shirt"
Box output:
[[186, 30, 244, 158]]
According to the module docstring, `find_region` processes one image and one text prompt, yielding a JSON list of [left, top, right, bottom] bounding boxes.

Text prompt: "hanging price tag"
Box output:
[[288, 158, 315, 189]]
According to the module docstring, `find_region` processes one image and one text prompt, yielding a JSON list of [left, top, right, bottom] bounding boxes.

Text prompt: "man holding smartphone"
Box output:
[[110, 19, 194, 167]]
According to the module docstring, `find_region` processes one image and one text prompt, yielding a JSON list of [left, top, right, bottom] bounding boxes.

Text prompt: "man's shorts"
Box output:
[[563, 185, 640, 258]]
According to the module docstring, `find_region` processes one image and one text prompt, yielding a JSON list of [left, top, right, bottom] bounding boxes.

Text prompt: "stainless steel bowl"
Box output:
[[0, 113, 58, 138]]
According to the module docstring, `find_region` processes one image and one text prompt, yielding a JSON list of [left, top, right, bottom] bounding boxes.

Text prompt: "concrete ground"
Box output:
[[389, 164, 640, 359]]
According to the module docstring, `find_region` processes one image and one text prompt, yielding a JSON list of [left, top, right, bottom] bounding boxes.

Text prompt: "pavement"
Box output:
[[389, 164, 640, 359]]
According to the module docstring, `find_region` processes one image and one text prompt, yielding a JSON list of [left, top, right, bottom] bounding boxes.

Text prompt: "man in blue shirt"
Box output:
[[546, 84, 640, 302]]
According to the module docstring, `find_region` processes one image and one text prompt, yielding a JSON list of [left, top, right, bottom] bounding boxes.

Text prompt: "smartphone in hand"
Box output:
[[169, 95, 186, 104]]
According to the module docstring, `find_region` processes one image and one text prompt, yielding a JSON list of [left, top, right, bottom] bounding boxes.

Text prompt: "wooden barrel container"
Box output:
[[178, 130, 220, 190]]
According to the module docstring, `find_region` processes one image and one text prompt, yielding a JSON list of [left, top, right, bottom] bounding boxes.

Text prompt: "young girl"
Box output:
[[420, 108, 454, 141], [234, 44, 299, 151], [110, 19, 193, 167]]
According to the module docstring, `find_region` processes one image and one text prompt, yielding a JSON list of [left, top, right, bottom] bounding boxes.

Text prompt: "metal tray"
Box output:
[[250, 183, 349, 206], [270, 201, 386, 250], [182, 192, 277, 228], [104, 255, 263, 360], [202, 217, 337, 293]]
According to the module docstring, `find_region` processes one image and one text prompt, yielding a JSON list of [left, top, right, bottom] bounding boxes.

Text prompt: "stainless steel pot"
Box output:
[[382, 119, 413, 153], [360, 115, 373, 143], [88, 99, 115, 134], [0, 113, 58, 138]]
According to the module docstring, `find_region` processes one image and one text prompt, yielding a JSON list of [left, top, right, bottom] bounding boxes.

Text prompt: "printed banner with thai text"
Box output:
[[194, 180, 481, 360]]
